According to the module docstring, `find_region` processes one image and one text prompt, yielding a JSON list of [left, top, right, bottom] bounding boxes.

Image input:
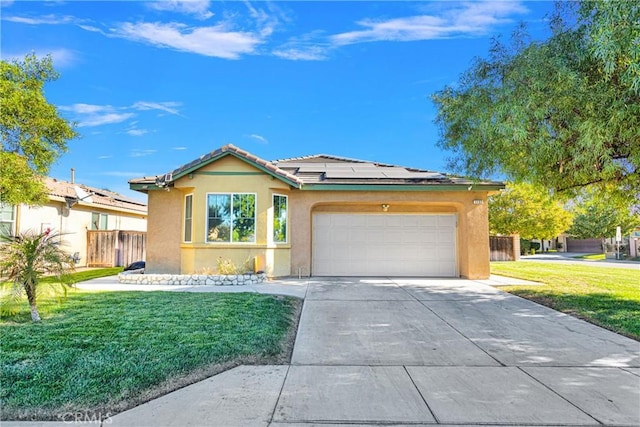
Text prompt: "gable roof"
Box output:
[[130, 144, 503, 192], [129, 144, 303, 191], [45, 177, 147, 214]]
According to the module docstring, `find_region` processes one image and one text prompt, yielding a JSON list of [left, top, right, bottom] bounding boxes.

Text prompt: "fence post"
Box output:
[[512, 234, 520, 261]]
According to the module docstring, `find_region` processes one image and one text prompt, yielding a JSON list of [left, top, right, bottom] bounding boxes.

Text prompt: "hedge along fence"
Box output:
[[118, 272, 267, 286]]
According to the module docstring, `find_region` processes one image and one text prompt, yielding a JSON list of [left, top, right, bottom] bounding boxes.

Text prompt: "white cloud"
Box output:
[[98, 155, 113, 159], [60, 101, 182, 128], [147, 0, 214, 20], [1, 1, 15, 8], [5, 48, 77, 68], [126, 129, 149, 137], [273, 45, 330, 61], [132, 101, 182, 116], [78, 24, 103, 33], [3, 14, 77, 25], [113, 21, 262, 59], [60, 103, 112, 115], [244, 1, 280, 38], [273, 30, 331, 61], [130, 149, 157, 158], [173, 146, 188, 150], [331, 1, 529, 46], [247, 134, 268, 144], [79, 113, 135, 127], [59, 104, 134, 127]]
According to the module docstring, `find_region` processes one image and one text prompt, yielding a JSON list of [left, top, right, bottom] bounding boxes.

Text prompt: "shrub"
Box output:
[[215, 257, 255, 275]]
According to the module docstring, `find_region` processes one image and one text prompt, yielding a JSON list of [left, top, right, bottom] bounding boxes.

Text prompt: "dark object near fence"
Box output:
[[124, 261, 145, 271], [87, 230, 146, 267], [490, 235, 518, 261]]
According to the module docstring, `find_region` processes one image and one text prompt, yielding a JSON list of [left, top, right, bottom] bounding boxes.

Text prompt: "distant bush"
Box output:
[[520, 239, 541, 255]]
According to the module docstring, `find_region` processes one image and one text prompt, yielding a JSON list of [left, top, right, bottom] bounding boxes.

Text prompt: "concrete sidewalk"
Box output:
[[521, 252, 640, 269], [4, 277, 639, 427], [73, 275, 310, 299]]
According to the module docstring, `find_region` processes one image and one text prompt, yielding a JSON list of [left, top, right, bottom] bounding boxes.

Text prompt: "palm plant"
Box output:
[[0, 229, 74, 321]]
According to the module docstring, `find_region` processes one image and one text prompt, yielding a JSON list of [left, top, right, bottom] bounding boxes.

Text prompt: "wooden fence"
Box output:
[[87, 230, 146, 267], [489, 235, 519, 261]]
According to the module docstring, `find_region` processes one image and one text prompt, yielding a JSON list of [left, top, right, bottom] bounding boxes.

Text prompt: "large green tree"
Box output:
[[432, 1, 639, 201], [489, 182, 573, 244], [568, 189, 640, 252], [0, 54, 77, 205]]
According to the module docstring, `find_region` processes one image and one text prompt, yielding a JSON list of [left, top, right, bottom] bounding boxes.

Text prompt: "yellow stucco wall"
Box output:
[[146, 189, 183, 273], [144, 155, 492, 279], [170, 156, 292, 276]]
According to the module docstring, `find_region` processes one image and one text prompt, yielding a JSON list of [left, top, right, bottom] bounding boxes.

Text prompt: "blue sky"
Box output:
[[2, 0, 553, 201]]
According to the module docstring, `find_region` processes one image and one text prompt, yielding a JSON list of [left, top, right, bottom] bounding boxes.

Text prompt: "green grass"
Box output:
[[492, 262, 640, 340], [0, 290, 301, 420], [1, 268, 125, 317], [572, 253, 606, 260], [40, 267, 124, 284]]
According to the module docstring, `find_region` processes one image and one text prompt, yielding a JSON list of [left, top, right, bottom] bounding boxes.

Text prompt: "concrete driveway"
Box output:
[[104, 277, 640, 427], [7, 277, 639, 427]]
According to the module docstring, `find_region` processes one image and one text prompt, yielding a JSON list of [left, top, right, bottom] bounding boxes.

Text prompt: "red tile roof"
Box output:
[[45, 177, 147, 213]]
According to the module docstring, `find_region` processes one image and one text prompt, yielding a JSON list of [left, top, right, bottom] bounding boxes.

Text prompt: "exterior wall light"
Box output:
[[381, 204, 390, 212]]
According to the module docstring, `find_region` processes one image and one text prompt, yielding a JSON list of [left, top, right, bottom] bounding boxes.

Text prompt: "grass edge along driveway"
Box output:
[[492, 261, 639, 341], [0, 290, 302, 421]]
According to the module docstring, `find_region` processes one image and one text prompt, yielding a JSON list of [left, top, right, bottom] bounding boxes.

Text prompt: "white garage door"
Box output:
[[312, 213, 457, 277]]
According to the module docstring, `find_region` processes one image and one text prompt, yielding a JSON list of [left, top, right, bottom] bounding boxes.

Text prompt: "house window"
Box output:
[[184, 194, 193, 242], [0, 202, 15, 238], [91, 212, 108, 230], [273, 194, 288, 243], [206, 193, 256, 243]]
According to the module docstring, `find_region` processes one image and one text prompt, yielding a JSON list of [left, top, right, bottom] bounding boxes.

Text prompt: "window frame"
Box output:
[[205, 192, 257, 244], [91, 212, 108, 230], [184, 194, 193, 243], [272, 194, 288, 244], [0, 202, 15, 238]]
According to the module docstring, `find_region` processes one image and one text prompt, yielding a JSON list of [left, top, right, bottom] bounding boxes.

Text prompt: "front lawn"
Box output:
[[0, 290, 301, 421], [572, 253, 606, 260], [492, 262, 640, 340], [44, 267, 124, 283]]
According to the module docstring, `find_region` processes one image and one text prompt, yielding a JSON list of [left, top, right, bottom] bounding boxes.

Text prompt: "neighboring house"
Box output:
[[630, 227, 640, 258], [0, 176, 147, 267], [129, 144, 503, 279], [558, 229, 640, 256]]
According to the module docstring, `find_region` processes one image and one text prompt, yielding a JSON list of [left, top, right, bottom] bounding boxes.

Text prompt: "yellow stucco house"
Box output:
[[130, 144, 503, 279]]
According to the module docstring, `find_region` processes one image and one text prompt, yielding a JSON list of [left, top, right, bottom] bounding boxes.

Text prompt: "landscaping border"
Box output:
[[118, 272, 267, 286]]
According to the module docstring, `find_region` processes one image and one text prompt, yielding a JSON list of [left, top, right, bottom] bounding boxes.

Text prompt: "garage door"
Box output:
[[312, 213, 457, 277]]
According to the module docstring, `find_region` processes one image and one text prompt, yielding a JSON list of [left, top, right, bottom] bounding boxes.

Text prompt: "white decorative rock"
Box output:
[[117, 271, 267, 286]]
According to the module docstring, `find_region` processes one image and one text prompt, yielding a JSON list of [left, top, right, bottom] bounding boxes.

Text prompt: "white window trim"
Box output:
[[272, 194, 288, 244], [184, 194, 193, 243], [91, 212, 108, 230], [0, 202, 16, 237], [205, 192, 257, 244]]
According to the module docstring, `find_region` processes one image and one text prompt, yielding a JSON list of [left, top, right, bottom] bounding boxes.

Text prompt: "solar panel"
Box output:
[[381, 169, 445, 179], [324, 170, 388, 179], [325, 163, 376, 169]]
